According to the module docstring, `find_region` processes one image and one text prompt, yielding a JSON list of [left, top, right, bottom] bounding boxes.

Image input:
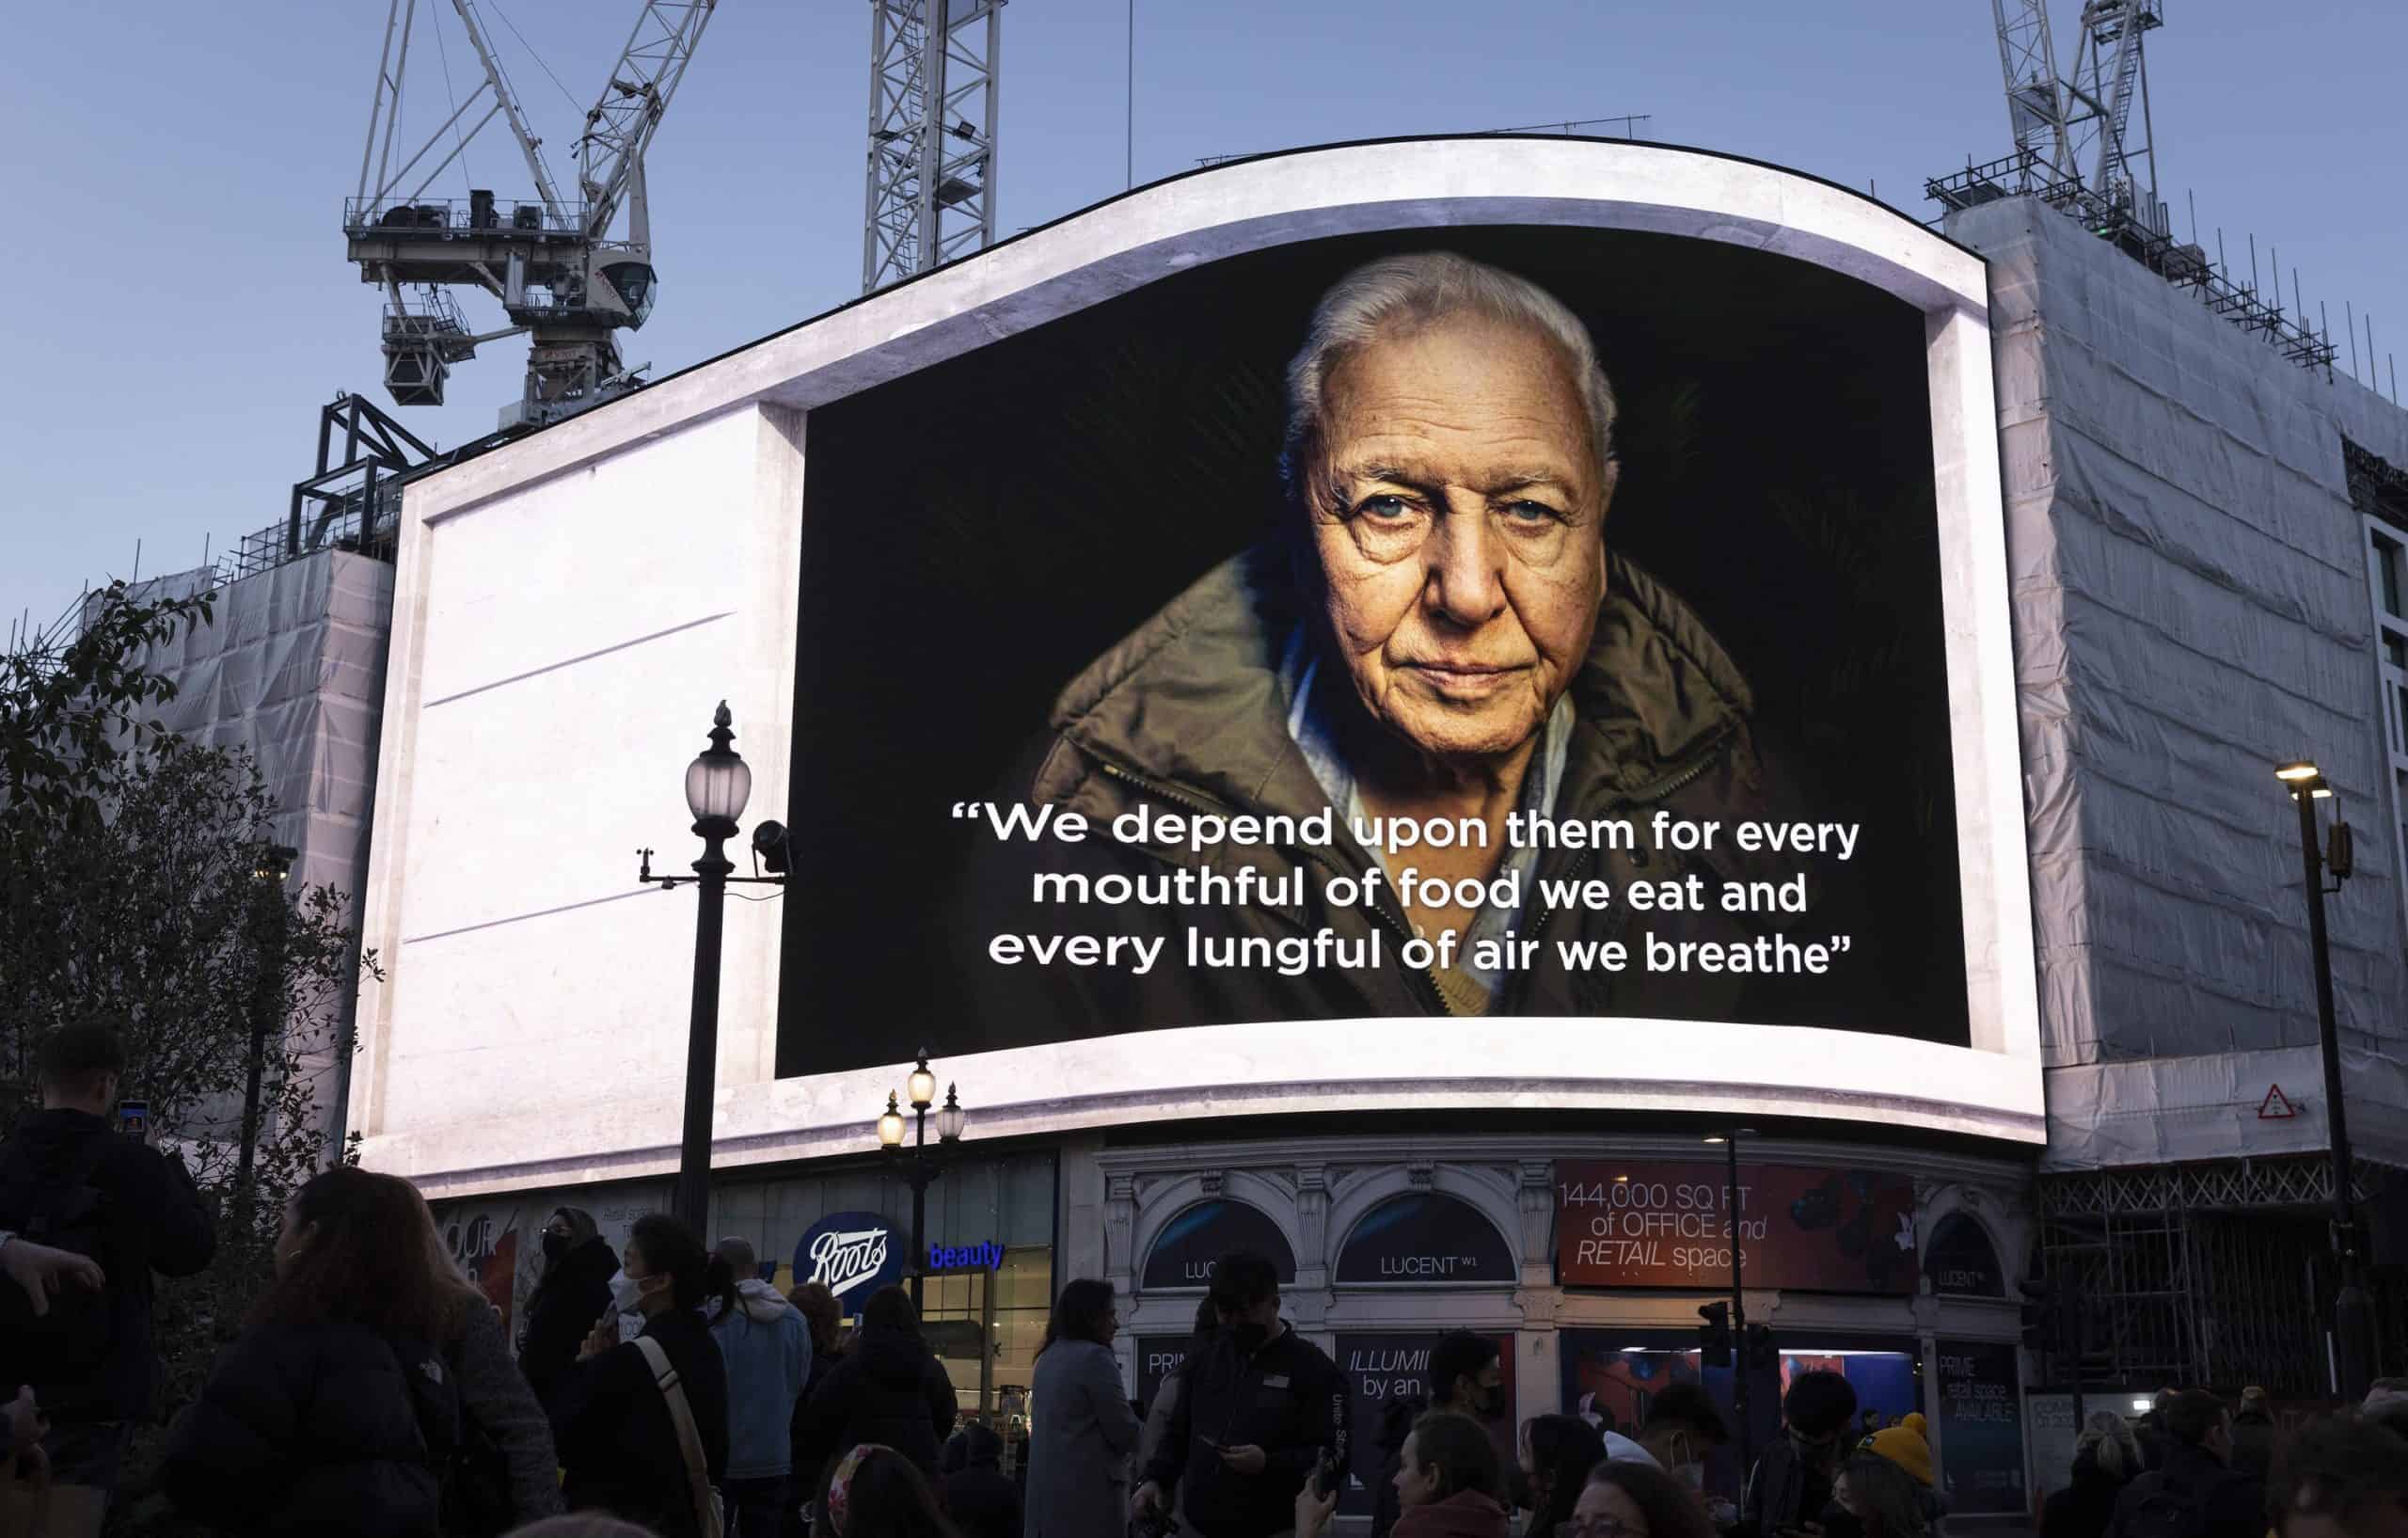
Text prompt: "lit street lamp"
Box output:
[[2274, 758, 2373, 1399], [879, 1050, 967, 1308], [639, 703, 788, 1232]]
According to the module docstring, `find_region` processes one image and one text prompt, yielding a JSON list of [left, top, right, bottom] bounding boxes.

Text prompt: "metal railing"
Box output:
[[343, 194, 590, 237]]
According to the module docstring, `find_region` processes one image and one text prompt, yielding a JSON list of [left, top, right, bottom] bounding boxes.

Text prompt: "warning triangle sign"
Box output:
[[2258, 1084, 2298, 1119]]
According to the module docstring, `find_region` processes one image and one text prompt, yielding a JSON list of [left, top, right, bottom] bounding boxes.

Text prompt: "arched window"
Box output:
[[1924, 1211, 2005, 1297], [1141, 1198, 1297, 1290], [1336, 1192, 1513, 1284]]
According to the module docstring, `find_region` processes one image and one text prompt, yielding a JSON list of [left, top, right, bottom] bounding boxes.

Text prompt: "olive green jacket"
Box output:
[[956, 542, 1808, 1039]]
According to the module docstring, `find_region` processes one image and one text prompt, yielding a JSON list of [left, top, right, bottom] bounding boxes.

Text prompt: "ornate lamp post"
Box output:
[[234, 842, 298, 1234], [879, 1049, 967, 1307], [639, 702, 787, 1232]]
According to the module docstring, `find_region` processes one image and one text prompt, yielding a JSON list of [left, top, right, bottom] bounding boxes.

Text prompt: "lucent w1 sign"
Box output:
[[1555, 1161, 1920, 1292]]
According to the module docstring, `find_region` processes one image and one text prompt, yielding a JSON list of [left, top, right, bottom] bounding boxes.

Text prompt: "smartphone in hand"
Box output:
[[115, 1100, 150, 1139], [1309, 1448, 1344, 1499]]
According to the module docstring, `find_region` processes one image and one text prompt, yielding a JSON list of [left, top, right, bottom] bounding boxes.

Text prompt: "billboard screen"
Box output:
[[1554, 1161, 1919, 1292], [774, 146, 2037, 1144]]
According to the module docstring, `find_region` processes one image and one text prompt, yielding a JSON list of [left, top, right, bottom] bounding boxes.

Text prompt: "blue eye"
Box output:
[[1357, 495, 1414, 519], [1504, 500, 1559, 522]]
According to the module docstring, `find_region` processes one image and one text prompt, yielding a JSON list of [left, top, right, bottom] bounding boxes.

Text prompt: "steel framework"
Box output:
[[2033, 1156, 2404, 1396], [863, 0, 1006, 293], [1981, 0, 2162, 227]]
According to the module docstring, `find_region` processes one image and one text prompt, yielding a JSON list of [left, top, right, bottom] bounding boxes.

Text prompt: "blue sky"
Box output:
[[4, 1, 2401, 640]]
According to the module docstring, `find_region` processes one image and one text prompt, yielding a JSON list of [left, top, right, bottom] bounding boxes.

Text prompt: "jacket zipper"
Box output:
[[1093, 759, 1456, 1016]]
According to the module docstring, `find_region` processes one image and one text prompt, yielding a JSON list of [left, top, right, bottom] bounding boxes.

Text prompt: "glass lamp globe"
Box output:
[[878, 1092, 906, 1150], [685, 701, 752, 829], [937, 1086, 967, 1143], [908, 1052, 937, 1111]]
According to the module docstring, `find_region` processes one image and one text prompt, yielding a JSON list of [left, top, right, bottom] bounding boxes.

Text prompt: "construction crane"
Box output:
[[1985, 0, 2164, 229], [863, 0, 1006, 293], [344, 2, 716, 429]]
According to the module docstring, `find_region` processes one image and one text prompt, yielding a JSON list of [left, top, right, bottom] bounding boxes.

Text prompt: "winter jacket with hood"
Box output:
[[957, 546, 1814, 1041], [796, 1323, 958, 1483], [710, 1278, 813, 1482], [158, 1318, 441, 1537], [1394, 1489, 1512, 1538], [1141, 1319, 1347, 1538], [519, 1233, 619, 1415], [0, 1106, 215, 1420], [554, 1306, 731, 1538], [2103, 1438, 2265, 1538]]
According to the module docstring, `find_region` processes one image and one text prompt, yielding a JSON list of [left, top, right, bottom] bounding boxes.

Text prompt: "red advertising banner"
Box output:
[[1556, 1162, 1919, 1293]]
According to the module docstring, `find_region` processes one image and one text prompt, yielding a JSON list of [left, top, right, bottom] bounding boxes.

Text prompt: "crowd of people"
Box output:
[[6, 1023, 2408, 1537]]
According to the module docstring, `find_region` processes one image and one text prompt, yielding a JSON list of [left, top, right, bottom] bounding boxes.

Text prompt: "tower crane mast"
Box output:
[[344, 1, 716, 430]]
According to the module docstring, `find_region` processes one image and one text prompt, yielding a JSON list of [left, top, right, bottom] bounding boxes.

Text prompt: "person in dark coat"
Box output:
[[158, 1166, 488, 1537], [1745, 1369, 1858, 1536], [785, 1280, 848, 1538], [2103, 1389, 2263, 1538], [796, 1285, 958, 1484], [0, 1023, 215, 1527], [2040, 1412, 2141, 1538], [520, 1207, 620, 1414], [942, 1423, 1022, 1538], [2227, 1387, 2275, 1483], [553, 1213, 731, 1538]]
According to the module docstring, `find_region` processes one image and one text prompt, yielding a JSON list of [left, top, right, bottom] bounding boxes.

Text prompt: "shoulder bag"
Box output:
[[632, 1335, 725, 1538]]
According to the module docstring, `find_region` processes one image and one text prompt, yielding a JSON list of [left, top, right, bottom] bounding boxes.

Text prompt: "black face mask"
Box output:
[[542, 1232, 569, 1264], [1479, 1385, 1507, 1419], [1230, 1319, 1271, 1354]]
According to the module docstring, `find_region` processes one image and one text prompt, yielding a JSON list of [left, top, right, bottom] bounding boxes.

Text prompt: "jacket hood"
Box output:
[[1037, 545, 1752, 828], [1395, 1488, 1511, 1538], [732, 1278, 796, 1325], [549, 1234, 620, 1283], [1603, 1432, 1660, 1468], [855, 1324, 934, 1387]]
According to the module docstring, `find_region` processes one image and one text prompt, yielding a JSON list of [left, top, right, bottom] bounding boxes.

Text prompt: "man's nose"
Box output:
[[1422, 506, 1506, 627]]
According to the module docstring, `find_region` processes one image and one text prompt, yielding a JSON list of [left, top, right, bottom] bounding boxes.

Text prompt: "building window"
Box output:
[[2351, 438, 2408, 942]]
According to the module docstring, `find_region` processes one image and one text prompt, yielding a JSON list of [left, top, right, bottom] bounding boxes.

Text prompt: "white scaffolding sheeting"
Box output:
[[1954, 198, 2408, 1172], [130, 550, 397, 1139]]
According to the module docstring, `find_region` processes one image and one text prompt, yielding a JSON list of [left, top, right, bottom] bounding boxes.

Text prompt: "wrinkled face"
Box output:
[[1306, 311, 1611, 769]]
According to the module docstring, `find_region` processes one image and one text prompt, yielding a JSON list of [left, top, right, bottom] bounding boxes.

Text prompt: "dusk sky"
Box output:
[[4, 0, 2400, 636]]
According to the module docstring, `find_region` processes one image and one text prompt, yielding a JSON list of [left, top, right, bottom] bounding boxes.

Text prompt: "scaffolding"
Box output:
[[2034, 1156, 2407, 1396]]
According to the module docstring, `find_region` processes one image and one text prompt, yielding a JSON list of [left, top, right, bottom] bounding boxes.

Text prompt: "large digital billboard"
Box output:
[[774, 139, 2040, 1144]]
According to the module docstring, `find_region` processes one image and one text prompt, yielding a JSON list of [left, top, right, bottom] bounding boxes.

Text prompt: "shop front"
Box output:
[[1085, 1134, 2031, 1526], [430, 1146, 1058, 1433]]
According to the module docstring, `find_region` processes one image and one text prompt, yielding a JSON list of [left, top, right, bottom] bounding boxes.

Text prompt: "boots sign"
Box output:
[[795, 1210, 910, 1314], [1555, 1162, 1919, 1293]]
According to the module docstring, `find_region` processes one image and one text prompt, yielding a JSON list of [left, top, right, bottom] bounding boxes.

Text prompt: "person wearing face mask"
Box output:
[[1371, 1334, 1505, 1538], [1133, 1250, 1347, 1538], [1744, 1369, 1859, 1538], [519, 1208, 621, 1418], [1519, 1415, 1607, 1538], [1630, 1384, 1732, 1527], [551, 1213, 731, 1538], [159, 1166, 564, 1536]]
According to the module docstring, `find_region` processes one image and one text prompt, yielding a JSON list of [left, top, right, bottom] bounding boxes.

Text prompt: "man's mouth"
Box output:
[[1400, 659, 1529, 698]]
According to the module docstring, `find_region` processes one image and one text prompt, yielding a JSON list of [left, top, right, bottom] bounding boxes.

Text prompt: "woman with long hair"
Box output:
[[2038, 1411, 2143, 1538], [797, 1286, 958, 1484], [786, 1280, 849, 1538], [552, 1213, 731, 1538], [519, 1207, 620, 1413], [814, 1444, 960, 1538], [1520, 1414, 1607, 1538], [161, 1166, 563, 1535], [1026, 1278, 1143, 1538], [1833, 1453, 1929, 1538], [1571, 1461, 1717, 1538]]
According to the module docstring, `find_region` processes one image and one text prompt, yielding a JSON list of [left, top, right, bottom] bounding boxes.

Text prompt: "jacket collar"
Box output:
[[1039, 544, 1751, 822]]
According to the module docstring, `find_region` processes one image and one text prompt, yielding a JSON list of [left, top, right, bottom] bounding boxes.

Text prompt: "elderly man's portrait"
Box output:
[[782, 229, 1972, 1072]]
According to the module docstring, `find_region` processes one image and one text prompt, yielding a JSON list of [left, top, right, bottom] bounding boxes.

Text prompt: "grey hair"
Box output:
[[1280, 251, 1620, 506], [2074, 1410, 2141, 1479]]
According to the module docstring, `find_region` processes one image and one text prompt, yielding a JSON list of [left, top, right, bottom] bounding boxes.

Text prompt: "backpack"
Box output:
[[2115, 1470, 2210, 1538], [394, 1334, 516, 1538], [0, 1134, 120, 1389]]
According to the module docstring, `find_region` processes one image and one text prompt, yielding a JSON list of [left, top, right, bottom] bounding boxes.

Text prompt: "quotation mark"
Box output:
[[952, 801, 990, 820]]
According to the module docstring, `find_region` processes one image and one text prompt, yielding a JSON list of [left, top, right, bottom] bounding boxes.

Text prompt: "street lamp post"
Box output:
[[1706, 1129, 1756, 1497], [2275, 759, 2374, 1398], [639, 703, 787, 1234], [879, 1050, 966, 1308], [234, 842, 298, 1236]]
